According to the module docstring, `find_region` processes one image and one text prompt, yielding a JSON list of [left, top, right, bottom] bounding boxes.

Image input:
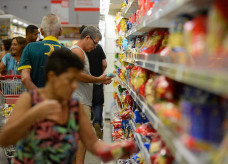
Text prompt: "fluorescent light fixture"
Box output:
[[18, 21, 23, 25], [23, 23, 28, 27], [100, 0, 110, 15], [12, 19, 18, 23]]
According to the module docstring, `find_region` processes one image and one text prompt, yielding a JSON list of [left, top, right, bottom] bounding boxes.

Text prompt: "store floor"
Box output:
[[85, 120, 116, 164], [0, 147, 9, 164], [0, 120, 115, 164]]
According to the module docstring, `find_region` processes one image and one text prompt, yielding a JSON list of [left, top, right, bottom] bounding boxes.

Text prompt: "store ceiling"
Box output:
[[109, 0, 122, 15]]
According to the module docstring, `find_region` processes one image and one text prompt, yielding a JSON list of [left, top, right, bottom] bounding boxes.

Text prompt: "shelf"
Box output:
[[115, 17, 123, 26], [117, 77, 208, 164], [129, 120, 151, 164], [0, 33, 9, 36], [135, 53, 228, 98], [125, 0, 212, 38], [121, 0, 138, 18], [114, 95, 148, 164], [114, 59, 123, 69]]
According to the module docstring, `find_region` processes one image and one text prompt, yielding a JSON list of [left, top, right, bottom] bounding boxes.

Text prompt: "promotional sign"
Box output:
[[74, 0, 100, 11], [51, 0, 69, 24]]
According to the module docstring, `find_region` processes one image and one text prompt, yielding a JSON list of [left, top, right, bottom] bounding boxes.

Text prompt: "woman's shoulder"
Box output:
[[2, 52, 11, 59]]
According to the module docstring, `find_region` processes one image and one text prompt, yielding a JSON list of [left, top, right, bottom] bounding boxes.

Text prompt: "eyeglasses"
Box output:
[[89, 36, 98, 46]]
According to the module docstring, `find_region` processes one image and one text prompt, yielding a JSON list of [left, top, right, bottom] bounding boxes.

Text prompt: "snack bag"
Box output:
[[168, 14, 193, 64], [154, 147, 175, 164], [157, 31, 169, 54], [120, 109, 133, 120], [135, 122, 156, 137], [191, 15, 208, 57], [140, 30, 164, 54], [134, 109, 143, 125], [133, 67, 148, 92], [154, 76, 174, 102], [97, 139, 138, 162], [207, 0, 228, 57], [129, 66, 139, 88], [145, 73, 156, 106]]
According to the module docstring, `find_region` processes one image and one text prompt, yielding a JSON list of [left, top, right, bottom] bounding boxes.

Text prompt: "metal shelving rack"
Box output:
[[113, 0, 219, 163], [125, 0, 213, 38], [114, 85, 151, 164], [116, 77, 208, 164], [135, 53, 228, 97]]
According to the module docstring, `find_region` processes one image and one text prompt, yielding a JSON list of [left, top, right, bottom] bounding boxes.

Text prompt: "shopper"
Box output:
[[25, 25, 39, 43], [18, 14, 65, 90], [71, 26, 112, 164], [0, 37, 27, 75], [0, 39, 12, 61], [80, 25, 107, 139], [0, 49, 135, 163]]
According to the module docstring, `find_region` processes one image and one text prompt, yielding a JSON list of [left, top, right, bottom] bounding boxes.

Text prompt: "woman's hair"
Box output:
[[80, 26, 102, 40], [40, 14, 61, 37], [44, 48, 84, 80], [2, 39, 12, 51], [11, 36, 27, 56]]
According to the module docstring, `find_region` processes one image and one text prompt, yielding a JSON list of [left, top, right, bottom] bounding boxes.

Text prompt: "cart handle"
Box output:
[[0, 75, 21, 79]]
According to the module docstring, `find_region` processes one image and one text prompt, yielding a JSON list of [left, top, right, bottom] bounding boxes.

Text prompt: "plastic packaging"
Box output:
[[97, 139, 138, 162]]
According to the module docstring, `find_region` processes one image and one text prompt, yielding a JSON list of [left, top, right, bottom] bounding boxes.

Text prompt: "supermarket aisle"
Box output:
[[101, 120, 116, 164], [85, 120, 116, 164]]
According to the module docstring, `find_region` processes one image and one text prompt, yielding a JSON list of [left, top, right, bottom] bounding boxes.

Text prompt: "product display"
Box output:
[[1, 0, 227, 163], [113, 0, 228, 160]]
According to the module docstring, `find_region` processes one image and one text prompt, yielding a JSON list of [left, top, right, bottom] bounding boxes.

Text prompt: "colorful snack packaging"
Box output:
[[97, 139, 138, 162], [135, 122, 156, 137]]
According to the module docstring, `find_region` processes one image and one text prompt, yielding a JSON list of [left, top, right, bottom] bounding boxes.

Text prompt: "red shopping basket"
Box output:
[[0, 75, 26, 105]]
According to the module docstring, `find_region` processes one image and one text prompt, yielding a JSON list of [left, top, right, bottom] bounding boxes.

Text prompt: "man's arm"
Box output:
[[102, 59, 107, 74], [21, 68, 37, 91], [71, 47, 112, 84]]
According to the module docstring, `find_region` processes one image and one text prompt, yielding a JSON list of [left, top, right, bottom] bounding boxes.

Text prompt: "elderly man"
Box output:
[[18, 14, 66, 90]]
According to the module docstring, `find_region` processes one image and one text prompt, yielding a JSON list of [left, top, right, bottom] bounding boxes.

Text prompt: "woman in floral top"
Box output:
[[0, 49, 113, 163]]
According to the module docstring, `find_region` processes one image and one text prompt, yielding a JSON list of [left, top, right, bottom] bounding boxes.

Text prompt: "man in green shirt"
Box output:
[[18, 14, 65, 90]]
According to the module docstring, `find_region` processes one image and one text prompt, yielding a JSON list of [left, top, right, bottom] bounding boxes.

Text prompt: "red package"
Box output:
[[96, 139, 138, 162], [110, 120, 122, 129], [140, 30, 165, 55], [157, 31, 169, 54], [111, 129, 124, 140], [154, 76, 174, 102], [139, 82, 146, 97], [147, 0, 155, 11], [120, 109, 132, 120], [135, 122, 156, 137], [192, 15, 207, 57], [124, 94, 133, 108]]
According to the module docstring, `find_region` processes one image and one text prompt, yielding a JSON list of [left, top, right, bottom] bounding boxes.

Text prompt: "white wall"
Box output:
[[0, 0, 99, 25], [103, 14, 117, 119]]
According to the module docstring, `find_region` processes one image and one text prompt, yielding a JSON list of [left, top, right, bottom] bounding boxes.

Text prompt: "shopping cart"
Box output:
[[0, 75, 26, 163]]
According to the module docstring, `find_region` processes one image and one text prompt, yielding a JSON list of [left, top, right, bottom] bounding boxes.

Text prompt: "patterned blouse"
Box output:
[[12, 90, 80, 164]]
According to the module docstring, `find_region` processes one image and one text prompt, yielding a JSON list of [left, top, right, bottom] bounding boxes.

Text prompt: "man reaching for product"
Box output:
[[70, 26, 112, 164]]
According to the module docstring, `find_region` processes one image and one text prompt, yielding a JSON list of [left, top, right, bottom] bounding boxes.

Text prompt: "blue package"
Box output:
[[207, 105, 224, 144], [134, 109, 143, 124], [106, 73, 116, 77], [144, 142, 150, 151]]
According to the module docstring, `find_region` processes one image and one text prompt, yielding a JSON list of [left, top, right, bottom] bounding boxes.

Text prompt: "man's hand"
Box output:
[[98, 74, 113, 84]]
